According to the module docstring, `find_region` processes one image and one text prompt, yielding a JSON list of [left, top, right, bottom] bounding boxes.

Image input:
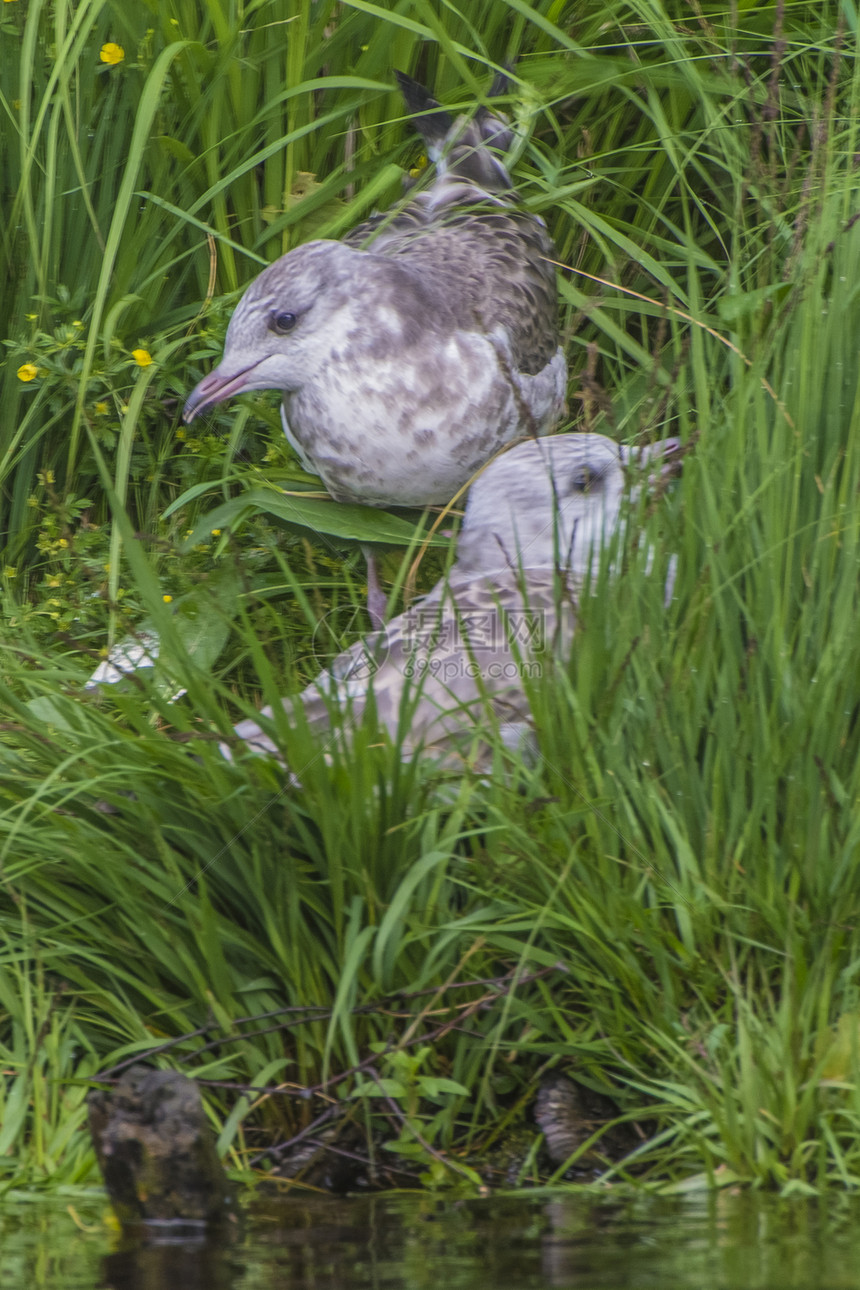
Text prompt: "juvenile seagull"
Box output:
[[183, 72, 567, 619], [225, 433, 680, 772]]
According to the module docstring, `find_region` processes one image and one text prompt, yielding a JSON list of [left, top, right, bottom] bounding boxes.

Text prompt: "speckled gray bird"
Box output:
[[224, 433, 680, 773], [183, 71, 567, 524]]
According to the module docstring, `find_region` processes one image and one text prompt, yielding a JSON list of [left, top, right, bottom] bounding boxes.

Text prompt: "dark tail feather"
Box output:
[[394, 68, 515, 193], [394, 70, 454, 152]]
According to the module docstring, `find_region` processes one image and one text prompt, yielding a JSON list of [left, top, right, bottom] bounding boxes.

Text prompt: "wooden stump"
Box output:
[[87, 1065, 232, 1227]]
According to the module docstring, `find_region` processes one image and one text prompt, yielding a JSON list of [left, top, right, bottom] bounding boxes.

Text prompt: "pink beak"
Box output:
[[183, 360, 264, 423]]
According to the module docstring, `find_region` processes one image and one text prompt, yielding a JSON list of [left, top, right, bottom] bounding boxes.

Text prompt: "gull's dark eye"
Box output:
[[570, 466, 595, 492], [270, 311, 298, 335]]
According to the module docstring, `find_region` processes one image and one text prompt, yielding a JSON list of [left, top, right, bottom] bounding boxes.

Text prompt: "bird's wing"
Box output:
[[230, 574, 575, 767], [343, 75, 560, 377], [381, 211, 560, 376]]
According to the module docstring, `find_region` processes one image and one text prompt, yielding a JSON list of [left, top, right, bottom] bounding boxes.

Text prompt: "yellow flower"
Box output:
[[162, 594, 173, 603], [210, 529, 221, 537], [132, 348, 152, 367], [100, 43, 125, 65], [94, 401, 108, 415], [17, 363, 38, 382]]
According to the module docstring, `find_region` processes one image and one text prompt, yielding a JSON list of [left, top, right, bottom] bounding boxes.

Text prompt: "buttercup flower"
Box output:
[[100, 43, 125, 65], [162, 594, 173, 604], [132, 348, 152, 367], [17, 363, 38, 382]]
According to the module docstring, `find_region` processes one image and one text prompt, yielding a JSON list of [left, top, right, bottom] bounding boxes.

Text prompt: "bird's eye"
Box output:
[[570, 467, 595, 492], [270, 311, 298, 335]]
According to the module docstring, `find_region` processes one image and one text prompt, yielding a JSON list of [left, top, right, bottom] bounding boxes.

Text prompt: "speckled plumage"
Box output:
[[183, 73, 567, 508], [224, 433, 680, 771]]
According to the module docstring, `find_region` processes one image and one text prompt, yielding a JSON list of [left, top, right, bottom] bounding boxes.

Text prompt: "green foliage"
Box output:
[[2, 0, 860, 1198]]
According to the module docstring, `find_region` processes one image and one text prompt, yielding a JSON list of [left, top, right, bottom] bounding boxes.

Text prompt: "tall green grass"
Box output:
[[2, 0, 860, 1195]]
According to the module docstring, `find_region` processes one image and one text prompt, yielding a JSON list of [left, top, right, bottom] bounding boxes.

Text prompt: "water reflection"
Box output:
[[3, 1189, 860, 1289]]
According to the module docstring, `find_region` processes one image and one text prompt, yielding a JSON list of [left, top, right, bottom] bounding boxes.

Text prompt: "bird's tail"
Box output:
[[394, 69, 515, 195]]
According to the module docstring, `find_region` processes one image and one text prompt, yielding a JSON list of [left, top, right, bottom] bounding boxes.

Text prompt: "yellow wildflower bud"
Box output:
[[17, 363, 38, 382], [132, 348, 152, 366], [162, 594, 173, 603], [100, 43, 125, 65], [210, 529, 221, 537]]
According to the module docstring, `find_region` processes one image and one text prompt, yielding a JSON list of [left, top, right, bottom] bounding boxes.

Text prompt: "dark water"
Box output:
[[3, 1188, 860, 1289]]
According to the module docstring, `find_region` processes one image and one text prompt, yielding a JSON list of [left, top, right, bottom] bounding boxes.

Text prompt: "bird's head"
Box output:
[[182, 241, 366, 423], [454, 432, 681, 581]]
